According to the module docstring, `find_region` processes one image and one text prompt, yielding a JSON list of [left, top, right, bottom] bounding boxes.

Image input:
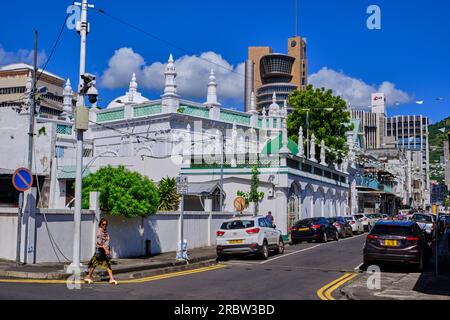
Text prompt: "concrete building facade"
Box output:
[[245, 36, 308, 112]]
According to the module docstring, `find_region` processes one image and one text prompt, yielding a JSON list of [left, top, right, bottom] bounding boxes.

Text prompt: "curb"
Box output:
[[339, 274, 361, 300], [0, 254, 218, 281]]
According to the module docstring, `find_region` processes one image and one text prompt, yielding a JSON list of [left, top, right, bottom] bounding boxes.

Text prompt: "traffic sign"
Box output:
[[176, 176, 188, 195], [12, 168, 33, 192], [234, 197, 246, 213]]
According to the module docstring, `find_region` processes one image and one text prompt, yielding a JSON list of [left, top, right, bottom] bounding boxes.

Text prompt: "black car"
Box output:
[[327, 217, 353, 238], [290, 217, 339, 244], [363, 220, 431, 271]]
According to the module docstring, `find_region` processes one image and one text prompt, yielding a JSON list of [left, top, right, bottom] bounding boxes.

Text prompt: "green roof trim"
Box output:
[[220, 110, 251, 125], [97, 109, 125, 123], [261, 133, 299, 155], [133, 104, 162, 117], [181, 105, 210, 118]]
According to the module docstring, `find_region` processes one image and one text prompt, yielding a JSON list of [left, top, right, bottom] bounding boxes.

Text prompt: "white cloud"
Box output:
[[0, 45, 47, 67], [309, 67, 412, 107], [100, 48, 245, 102]]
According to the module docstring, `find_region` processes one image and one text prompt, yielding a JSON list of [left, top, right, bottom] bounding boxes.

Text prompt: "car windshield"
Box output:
[[354, 215, 363, 219], [371, 225, 413, 236], [296, 218, 320, 227], [221, 220, 255, 230], [411, 214, 433, 223], [328, 218, 337, 223], [344, 217, 352, 221]]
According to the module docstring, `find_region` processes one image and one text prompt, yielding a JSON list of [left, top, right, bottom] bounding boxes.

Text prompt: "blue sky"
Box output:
[[1, 0, 449, 123]]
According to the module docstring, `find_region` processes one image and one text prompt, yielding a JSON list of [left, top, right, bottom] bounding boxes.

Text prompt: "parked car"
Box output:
[[354, 213, 378, 232], [363, 220, 431, 271], [290, 217, 339, 244], [381, 214, 390, 220], [328, 217, 353, 238], [344, 216, 364, 234], [216, 216, 285, 260], [410, 213, 436, 241]]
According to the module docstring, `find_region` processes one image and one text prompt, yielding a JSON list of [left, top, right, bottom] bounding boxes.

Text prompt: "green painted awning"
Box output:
[[261, 133, 299, 155], [57, 166, 91, 179]]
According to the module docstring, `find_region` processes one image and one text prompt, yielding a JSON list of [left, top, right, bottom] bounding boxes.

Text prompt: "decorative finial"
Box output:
[[297, 126, 304, 157]]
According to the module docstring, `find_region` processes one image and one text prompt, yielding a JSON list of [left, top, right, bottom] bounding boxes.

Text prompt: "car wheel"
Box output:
[[291, 239, 299, 245], [275, 238, 285, 255], [322, 232, 328, 243], [349, 229, 354, 237], [334, 231, 339, 241], [260, 242, 269, 260]]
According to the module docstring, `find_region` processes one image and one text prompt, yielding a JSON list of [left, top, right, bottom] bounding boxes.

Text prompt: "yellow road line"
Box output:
[[317, 273, 358, 300], [0, 264, 226, 285]]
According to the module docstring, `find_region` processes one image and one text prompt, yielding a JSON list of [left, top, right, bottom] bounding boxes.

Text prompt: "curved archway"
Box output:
[[325, 189, 335, 218], [301, 184, 315, 219], [314, 187, 325, 217], [288, 181, 301, 227]]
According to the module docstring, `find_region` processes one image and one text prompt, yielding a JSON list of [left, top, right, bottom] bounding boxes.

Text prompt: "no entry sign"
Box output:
[[12, 168, 33, 192]]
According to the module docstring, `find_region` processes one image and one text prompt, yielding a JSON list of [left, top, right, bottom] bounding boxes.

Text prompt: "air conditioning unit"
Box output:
[[267, 188, 274, 198]]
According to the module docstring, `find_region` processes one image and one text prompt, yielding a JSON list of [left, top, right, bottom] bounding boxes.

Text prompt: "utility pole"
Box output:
[[219, 131, 225, 212], [71, 0, 92, 268], [28, 30, 38, 172], [18, 31, 38, 266]]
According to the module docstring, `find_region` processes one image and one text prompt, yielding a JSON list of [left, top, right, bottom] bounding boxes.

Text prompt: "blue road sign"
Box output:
[[12, 168, 33, 192]]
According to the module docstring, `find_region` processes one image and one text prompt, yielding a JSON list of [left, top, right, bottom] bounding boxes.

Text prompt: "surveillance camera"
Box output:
[[81, 73, 96, 82], [87, 85, 99, 104]]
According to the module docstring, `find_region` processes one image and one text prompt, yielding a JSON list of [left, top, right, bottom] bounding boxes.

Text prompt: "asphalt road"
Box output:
[[0, 234, 366, 300]]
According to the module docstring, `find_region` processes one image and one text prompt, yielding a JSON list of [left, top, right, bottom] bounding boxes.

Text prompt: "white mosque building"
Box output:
[[6, 55, 352, 237]]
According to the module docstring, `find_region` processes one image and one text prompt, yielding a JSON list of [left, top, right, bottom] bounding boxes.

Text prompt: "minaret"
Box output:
[[268, 92, 280, 130], [262, 107, 267, 130], [204, 69, 221, 120], [248, 92, 258, 127], [310, 133, 317, 162], [161, 54, 180, 113], [62, 78, 74, 120], [127, 73, 138, 103], [297, 126, 304, 157], [280, 118, 290, 154], [320, 140, 326, 165]]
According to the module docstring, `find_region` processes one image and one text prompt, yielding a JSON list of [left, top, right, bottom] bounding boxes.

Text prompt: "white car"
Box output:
[[353, 213, 378, 231], [344, 216, 364, 234], [410, 213, 436, 241], [216, 216, 285, 260]]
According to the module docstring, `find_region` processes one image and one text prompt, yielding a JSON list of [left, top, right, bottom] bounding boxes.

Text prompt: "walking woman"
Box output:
[[84, 218, 118, 285]]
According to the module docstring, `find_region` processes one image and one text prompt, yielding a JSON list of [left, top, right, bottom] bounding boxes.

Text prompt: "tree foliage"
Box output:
[[82, 165, 159, 217], [237, 166, 264, 215], [287, 85, 353, 163], [158, 177, 180, 211]]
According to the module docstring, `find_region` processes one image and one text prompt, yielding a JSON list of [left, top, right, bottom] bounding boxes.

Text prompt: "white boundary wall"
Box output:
[[0, 205, 234, 263]]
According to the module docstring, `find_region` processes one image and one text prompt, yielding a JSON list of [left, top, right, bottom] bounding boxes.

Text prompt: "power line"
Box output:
[[36, 12, 71, 83]]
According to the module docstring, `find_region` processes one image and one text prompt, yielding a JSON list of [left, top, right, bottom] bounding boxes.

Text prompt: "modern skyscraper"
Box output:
[[245, 36, 308, 112]]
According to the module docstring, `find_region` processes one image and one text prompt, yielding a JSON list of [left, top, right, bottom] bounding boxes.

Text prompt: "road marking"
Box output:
[[0, 264, 226, 285], [259, 233, 367, 265], [354, 263, 364, 271], [317, 272, 358, 300], [260, 244, 322, 264]]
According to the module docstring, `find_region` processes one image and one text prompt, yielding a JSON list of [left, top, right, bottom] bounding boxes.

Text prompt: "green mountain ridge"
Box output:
[[428, 116, 450, 182]]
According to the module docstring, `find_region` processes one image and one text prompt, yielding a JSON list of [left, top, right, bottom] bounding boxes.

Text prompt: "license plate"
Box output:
[[228, 240, 243, 244], [384, 240, 398, 246], [299, 228, 310, 231]]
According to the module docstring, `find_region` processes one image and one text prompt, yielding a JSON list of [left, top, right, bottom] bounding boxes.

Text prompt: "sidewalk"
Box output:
[[0, 246, 217, 280], [340, 233, 450, 300]]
